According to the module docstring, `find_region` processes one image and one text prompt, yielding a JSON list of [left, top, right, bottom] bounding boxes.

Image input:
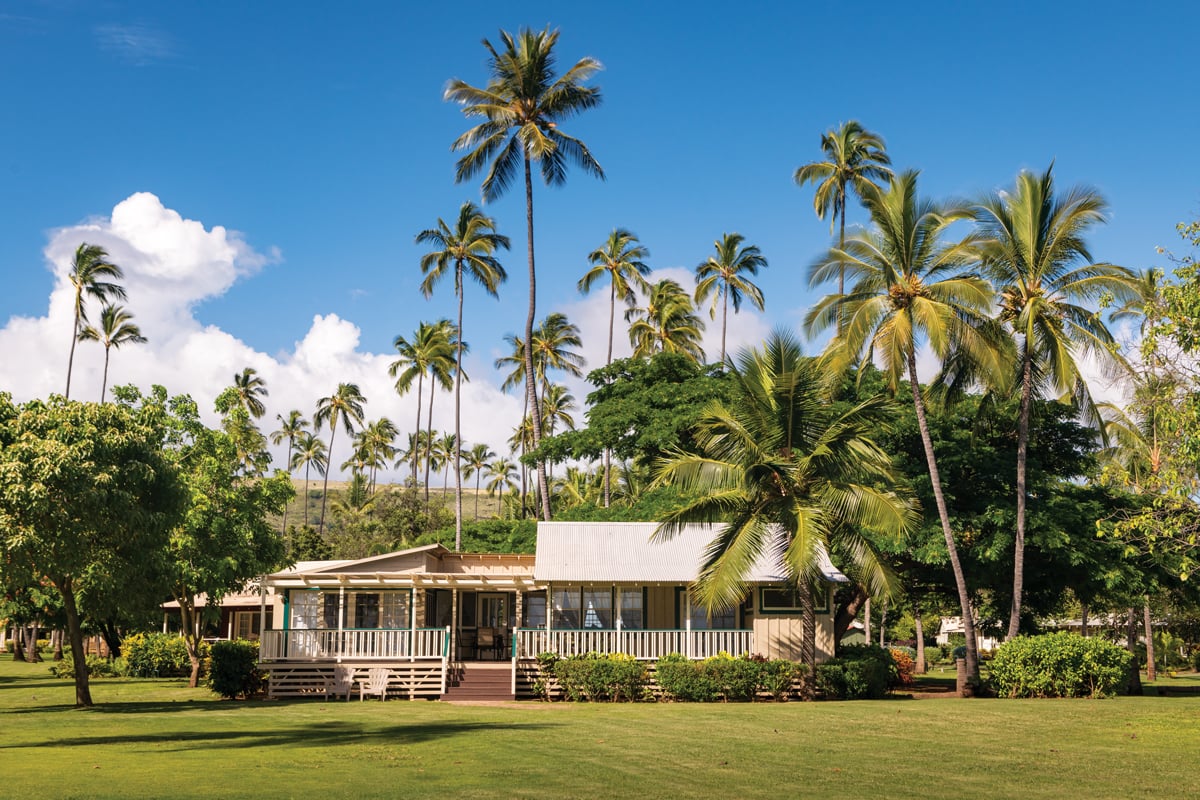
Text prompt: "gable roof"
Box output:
[[534, 522, 848, 584]]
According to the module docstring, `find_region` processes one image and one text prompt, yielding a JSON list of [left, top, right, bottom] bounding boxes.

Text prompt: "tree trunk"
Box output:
[[26, 618, 41, 663], [412, 373, 423, 486], [1126, 607, 1143, 695], [836, 193, 846, 336], [1080, 603, 1089, 638], [833, 584, 868, 645], [319, 420, 337, 535], [914, 602, 926, 674], [720, 288, 728, 364], [425, 384, 436, 505], [1143, 597, 1156, 682], [474, 472, 481, 520], [879, 599, 887, 647], [100, 344, 111, 402], [907, 347, 979, 688], [177, 596, 204, 689], [66, 300, 80, 399], [13, 626, 25, 661], [864, 597, 871, 645], [800, 584, 816, 700], [52, 629, 64, 661], [454, 262, 464, 551], [1008, 350, 1034, 640], [57, 578, 93, 707], [522, 153, 552, 521], [99, 621, 123, 658]]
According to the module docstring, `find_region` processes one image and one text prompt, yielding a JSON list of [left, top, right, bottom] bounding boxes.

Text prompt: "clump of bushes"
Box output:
[[552, 652, 649, 701], [655, 652, 802, 702], [989, 632, 1131, 698], [49, 654, 127, 678], [207, 639, 264, 699], [888, 647, 916, 686], [815, 644, 896, 699], [122, 632, 203, 678], [1191, 649, 1200, 673]]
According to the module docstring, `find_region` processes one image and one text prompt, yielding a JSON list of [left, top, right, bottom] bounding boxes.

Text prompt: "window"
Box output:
[[381, 592, 409, 628], [290, 591, 319, 630], [234, 611, 259, 640], [322, 594, 343, 629], [582, 589, 612, 629], [354, 593, 380, 629], [460, 591, 477, 628], [523, 595, 547, 628], [759, 586, 829, 614], [552, 588, 581, 629], [618, 589, 643, 630], [678, 589, 739, 630]]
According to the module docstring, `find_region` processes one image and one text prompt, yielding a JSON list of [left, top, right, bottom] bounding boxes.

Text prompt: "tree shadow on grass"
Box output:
[[0, 720, 554, 751]]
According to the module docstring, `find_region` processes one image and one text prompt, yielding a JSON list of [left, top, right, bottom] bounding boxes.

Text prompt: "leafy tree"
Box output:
[[231, 366, 269, 419], [626, 278, 706, 361], [417, 201, 509, 549], [972, 164, 1136, 639], [805, 170, 1000, 686], [0, 394, 186, 705], [76, 304, 146, 402], [694, 233, 767, 363], [653, 331, 915, 681], [314, 383, 366, 535], [447, 26, 605, 521], [64, 243, 126, 400], [794, 120, 892, 310]]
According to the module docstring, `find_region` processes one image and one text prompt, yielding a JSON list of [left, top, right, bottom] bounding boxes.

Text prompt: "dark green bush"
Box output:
[[123, 632, 199, 678], [533, 652, 559, 700], [1192, 649, 1200, 672], [48, 654, 126, 678], [989, 632, 1130, 698], [817, 645, 893, 699], [552, 653, 648, 701], [655, 654, 721, 702], [207, 639, 264, 699], [761, 659, 802, 701]]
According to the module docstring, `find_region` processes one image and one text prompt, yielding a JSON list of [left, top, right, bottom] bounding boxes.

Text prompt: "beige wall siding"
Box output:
[[646, 587, 675, 629]]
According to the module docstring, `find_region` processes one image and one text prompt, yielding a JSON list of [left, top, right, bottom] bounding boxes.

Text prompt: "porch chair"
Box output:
[[359, 667, 390, 701], [476, 627, 498, 661], [325, 665, 354, 701]]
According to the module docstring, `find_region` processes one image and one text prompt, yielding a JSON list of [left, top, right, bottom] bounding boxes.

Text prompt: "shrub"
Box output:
[[761, 659, 801, 701], [989, 632, 1131, 699], [552, 653, 648, 702], [532, 652, 559, 700], [702, 653, 760, 702], [818, 644, 894, 699], [48, 654, 126, 678], [655, 654, 721, 702], [889, 648, 916, 686], [1192, 649, 1200, 673], [207, 639, 264, 699], [123, 632, 203, 678]]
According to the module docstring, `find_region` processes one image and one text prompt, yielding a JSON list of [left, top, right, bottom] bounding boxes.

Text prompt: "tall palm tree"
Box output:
[[290, 431, 328, 529], [694, 233, 768, 363], [390, 320, 456, 489], [417, 201, 509, 550], [495, 334, 531, 514], [531, 312, 585, 407], [540, 382, 577, 485], [76, 304, 146, 402], [270, 410, 309, 538], [313, 383, 367, 535], [420, 321, 463, 504], [653, 330, 915, 681], [463, 443, 496, 519], [447, 26, 604, 522], [486, 457, 519, 511], [794, 120, 893, 309], [435, 433, 458, 504], [232, 367, 269, 419], [358, 418, 399, 493], [971, 165, 1136, 640], [805, 170, 1001, 687], [626, 279, 706, 361], [64, 242, 125, 399]]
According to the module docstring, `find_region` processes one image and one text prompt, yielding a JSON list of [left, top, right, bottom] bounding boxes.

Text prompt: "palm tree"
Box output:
[[76, 304, 146, 402], [417, 201, 509, 550], [270, 410, 309, 538], [531, 312, 585, 407], [805, 170, 1001, 687], [420, 321, 463, 504], [313, 383, 367, 535], [653, 330, 915, 682], [495, 334, 531, 514], [971, 165, 1137, 640], [463, 443, 497, 519], [626, 279, 706, 361], [486, 457, 518, 510], [390, 320, 456, 490], [794, 120, 893, 310], [232, 367, 269, 419], [358, 418, 399, 493], [540, 382, 577, 485], [435, 433, 458, 504], [447, 26, 604, 522], [694, 233, 768, 363], [64, 242, 125, 399], [290, 431, 328, 529]]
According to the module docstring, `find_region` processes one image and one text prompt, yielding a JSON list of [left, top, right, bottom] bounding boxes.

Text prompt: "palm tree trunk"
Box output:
[[66, 302, 80, 399], [454, 266, 465, 552], [303, 461, 311, 528], [425, 383, 436, 504], [1126, 607, 1143, 695], [319, 421, 336, 535], [800, 584, 816, 700], [474, 472, 481, 520], [1080, 603, 1089, 637], [1008, 349, 1034, 640], [720, 287, 728, 364], [100, 344, 112, 402], [914, 600, 926, 675], [907, 347, 979, 688], [523, 153, 552, 521], [836, 193, 846, 336], [1144, 597, 1156, 681], [412, 374, 424, 487], [607, 281, 616, 366], [282, 439, 293, 552]]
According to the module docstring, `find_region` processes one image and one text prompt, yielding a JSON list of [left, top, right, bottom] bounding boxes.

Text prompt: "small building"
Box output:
[[259, 522, 848, 699]]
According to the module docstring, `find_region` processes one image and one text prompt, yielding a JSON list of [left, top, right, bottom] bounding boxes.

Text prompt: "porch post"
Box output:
[[450, 588, 458, 663], [514, 590, 524, 654], [337, 586, 346, 664], [409, 585, 416, 663], [615, 585, 622, 655], [162, 612, 167, 634], [259, 579, 267, 640], [685, 591, 692, 659], [546, 584, 553, 632]]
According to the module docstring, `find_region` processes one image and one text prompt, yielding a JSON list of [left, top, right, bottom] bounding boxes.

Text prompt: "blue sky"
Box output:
[[0, 1, 1196, 476]]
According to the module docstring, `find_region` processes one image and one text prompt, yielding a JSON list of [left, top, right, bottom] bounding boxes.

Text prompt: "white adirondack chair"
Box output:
[[325, 665, 354, 701], [359, 667, 390, 701]]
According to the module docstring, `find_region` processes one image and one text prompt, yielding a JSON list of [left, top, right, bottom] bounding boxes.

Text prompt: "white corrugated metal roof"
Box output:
[[534, 522, 848, 584]]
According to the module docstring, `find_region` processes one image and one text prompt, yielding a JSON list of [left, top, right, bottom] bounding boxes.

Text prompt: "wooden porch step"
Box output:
[[441, 663, 514, 701]]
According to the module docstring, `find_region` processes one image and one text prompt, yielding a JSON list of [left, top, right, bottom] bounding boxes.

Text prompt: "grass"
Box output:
[[4, 659, 1200, 799]]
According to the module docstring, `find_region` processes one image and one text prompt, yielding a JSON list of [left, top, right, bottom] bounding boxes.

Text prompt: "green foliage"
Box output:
[[551, 652, 648, 702], [290, 525, 332, 559], [419, 519, 537, 553], [818, 644, 895, 699], [207, 639, 264, 699], [655, 655, 721, 702], [989, 632, 1131, 698], [49, 655, 126, 679], [123, 633, 201, 678], [653, 653, 802, 702]]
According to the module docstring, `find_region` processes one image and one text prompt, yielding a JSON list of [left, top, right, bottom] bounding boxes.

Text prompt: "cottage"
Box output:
[[259, 522, 847, 699]]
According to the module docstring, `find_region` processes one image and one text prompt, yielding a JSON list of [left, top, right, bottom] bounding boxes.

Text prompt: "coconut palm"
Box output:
[[805, 170, 1001, 686], [626, 279, 706, 361], [463, 443, 497, 519], [417, 201, 509, 550], [652, 330, 915, 682], [76, 303, 146, 402], [290, 431, 328, 529], [64, 242, 126, 399], [486, 457, 519, 510], [313, 383, 367, 535], [270, 410, 309, 537], [390, 320, 457, 491], [694, 233, 768, 363], [434, 433, 458, 504], [358, 418, 399, 493], [971, 165, 1137, 640], [232, 367, 269, 420], [420, 322, 464, 504], [794, 120, 893, 306], [540, 382, 577, 485], [447, 26, 604, 521], [495, 334, 531, 513], [531, 312, 585, 407]]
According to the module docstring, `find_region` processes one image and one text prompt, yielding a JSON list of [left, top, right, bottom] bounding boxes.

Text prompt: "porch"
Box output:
[[512, 628, 755, 660]]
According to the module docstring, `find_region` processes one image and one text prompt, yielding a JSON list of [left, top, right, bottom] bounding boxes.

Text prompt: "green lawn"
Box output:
[[4, 659, 1199, 800]]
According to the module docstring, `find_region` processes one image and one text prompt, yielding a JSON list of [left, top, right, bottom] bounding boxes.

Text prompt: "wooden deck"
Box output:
[[265, 661, 447, 700]]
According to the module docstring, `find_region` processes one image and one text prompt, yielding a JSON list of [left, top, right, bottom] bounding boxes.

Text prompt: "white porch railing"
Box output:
[[513, 628, 754, 660], [260, 628, 448, 661]]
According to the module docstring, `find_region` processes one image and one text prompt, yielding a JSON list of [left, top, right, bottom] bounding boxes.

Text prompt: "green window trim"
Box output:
[[757, 585, 830, 615]]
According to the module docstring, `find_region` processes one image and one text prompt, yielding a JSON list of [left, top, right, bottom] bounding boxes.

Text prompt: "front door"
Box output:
[[479, 593, 508, 630]]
